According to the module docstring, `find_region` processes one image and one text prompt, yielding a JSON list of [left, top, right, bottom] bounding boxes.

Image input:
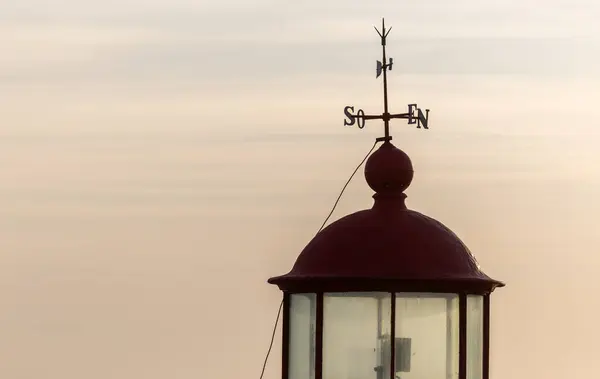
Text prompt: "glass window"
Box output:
[[323, 292, 392, 379], [289, 294, 317, 379], [395, 293, 459, 379], [466, 295, 484, 379]]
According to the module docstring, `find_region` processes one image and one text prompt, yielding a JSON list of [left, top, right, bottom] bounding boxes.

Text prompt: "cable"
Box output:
[[316, 140, 379, 234], [258, 140, 380, 379], [258, 300, 283, 379]]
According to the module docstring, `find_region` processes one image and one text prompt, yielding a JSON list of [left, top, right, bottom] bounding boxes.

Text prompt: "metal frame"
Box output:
[[389, 293, 396, 379], [281, 291, 492, 379], [282, 293, 290, 379], [483, 294, 491, 379], [459, 294, 468, 379], [315, 293, 323, 379], [273, 278, 503, 294]]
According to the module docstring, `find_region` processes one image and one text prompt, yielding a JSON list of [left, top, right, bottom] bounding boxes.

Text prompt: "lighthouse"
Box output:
[[267, 19, 504, 379]]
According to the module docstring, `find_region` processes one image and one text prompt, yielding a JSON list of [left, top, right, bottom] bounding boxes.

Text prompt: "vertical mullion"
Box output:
[[458, 293, 467, 379], [309, 296, 316, 379], [315, 293, 324, 379], [445, 297, 453, 377], [389, 293, 396, 379], [482, 294, 490, 379], [282, 293, 290, 379]]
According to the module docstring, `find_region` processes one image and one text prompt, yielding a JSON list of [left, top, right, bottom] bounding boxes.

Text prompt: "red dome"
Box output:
[[268, 142, 504, 294]]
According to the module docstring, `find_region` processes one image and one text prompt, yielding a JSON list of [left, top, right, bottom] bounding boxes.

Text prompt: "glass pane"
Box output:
[[289, 294, 316, 379], [466, 295, 484, 379], [323, 292, 391, 379], [395, 293, 459, 379]]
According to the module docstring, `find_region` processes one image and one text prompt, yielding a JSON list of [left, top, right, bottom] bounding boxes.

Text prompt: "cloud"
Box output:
[[3, 32, 599, 90], [2, 0, 599, 90]]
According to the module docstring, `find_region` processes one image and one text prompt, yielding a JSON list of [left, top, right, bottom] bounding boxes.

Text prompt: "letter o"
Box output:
[[357, 109, 365, 129]]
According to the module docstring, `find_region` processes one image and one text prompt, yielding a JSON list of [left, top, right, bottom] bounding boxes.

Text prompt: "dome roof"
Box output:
[[268, 141, 504, 294]]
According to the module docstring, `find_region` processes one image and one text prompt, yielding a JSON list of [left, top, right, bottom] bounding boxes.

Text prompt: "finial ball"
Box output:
[[364, 141, 414, 194]]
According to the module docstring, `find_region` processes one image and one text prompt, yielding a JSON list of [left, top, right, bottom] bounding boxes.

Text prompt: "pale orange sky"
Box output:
[[2, 1, 600, 378]]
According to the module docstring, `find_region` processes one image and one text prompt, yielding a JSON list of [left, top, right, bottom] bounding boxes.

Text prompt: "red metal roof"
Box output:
[[268, 141, 504, 294]]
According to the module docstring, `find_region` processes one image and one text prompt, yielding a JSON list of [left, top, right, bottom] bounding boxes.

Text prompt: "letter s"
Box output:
[[344, 106, 355, 126]]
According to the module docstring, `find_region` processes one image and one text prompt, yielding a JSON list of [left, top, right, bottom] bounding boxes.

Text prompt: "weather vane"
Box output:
[[343, 18, 429, 142]]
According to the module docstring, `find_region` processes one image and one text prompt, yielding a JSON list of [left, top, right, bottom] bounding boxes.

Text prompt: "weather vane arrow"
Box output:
[[343, 18, 430, 142]]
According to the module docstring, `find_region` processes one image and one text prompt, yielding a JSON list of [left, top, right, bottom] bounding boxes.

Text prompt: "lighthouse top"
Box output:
[[268, 18, 504, 295]]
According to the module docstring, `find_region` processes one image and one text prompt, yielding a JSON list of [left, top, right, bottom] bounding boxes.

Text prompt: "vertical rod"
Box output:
[[445, 297, 453, 378], [282, 293, 290, 379], [310, 295, 316, 379], [482, 294, 490, 379], [389, 293, 396, 379], [377, 296, 382, 339], [315, 293, 324, 379], [376, 296, 383, 379], [458, 294, 467, 379], [381, 18, 390, 140]]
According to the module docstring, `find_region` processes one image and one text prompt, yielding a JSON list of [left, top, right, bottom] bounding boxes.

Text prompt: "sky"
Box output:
[[2, 0, 600, 378]]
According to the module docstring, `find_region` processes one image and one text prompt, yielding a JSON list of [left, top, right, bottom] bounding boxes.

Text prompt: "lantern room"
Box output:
[[268, 142, 504, 379]]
